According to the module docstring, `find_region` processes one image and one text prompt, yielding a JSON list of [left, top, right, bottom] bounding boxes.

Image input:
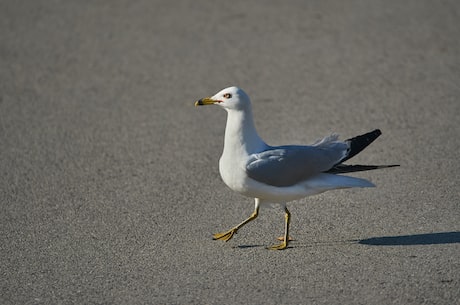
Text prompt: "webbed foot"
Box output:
[[213, 229, 238, 242], [267, 241, 289, 250]]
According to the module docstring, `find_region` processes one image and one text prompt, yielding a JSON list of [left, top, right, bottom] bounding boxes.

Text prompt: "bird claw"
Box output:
[[267, 241, 289, 250], [213, 229, 237, 242]]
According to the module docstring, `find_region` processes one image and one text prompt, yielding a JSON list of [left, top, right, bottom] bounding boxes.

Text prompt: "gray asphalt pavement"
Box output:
[[1, 1, 459, 304]]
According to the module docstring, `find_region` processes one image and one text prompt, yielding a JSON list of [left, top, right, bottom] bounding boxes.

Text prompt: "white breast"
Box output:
[[219, 153, 250, 194]]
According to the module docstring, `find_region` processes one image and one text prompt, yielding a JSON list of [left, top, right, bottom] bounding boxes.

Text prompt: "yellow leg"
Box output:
[[213, 201, 260, 242], [268, 207, 291, 250]]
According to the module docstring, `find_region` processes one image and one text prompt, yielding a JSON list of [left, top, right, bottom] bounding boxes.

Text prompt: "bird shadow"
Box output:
[[230, 232, 460, 250], [234, 244, 295, 250], [234, 244, 266, 249], [357, 231, 460, 246]]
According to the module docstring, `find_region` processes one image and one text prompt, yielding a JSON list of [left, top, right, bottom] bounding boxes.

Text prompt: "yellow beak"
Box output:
[[195, 97, 218, 106]]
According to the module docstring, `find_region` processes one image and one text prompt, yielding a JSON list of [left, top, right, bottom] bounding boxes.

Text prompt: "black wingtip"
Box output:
[[328, 129, 399, 173], [339, 129, 383, 164], [326, 164, 400, 174]]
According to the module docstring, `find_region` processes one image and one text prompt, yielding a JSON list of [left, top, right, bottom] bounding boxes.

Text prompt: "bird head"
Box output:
[[195, 86, 251, 111]]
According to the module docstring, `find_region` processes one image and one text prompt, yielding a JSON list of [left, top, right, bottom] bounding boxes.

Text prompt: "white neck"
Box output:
[[222, 106, 267, 157]]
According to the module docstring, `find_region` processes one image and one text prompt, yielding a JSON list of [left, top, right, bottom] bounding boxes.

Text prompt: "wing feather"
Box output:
[[246, 136, 348, 187]]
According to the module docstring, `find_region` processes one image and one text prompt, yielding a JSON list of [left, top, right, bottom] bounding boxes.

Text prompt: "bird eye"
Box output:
[[223, 93, 232, 99]]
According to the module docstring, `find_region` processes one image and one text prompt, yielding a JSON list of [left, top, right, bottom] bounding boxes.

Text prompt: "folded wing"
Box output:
[[246, 135, 348, 187]]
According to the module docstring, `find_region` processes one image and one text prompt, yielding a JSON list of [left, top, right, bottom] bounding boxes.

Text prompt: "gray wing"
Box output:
[[246, 137, 349, 187]]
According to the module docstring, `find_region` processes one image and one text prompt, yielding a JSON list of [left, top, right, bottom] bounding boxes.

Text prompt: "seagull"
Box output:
[[195, 86, 398, 250]]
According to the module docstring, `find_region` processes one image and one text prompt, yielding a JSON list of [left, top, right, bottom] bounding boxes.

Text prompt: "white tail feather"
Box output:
[[302, 173, 375, 193]]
